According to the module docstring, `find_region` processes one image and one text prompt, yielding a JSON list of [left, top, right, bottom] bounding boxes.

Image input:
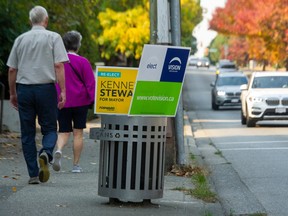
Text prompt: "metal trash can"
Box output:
[[91, 115, 167, 202]]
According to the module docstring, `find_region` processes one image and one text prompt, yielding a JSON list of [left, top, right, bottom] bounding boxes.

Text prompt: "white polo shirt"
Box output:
[[7, 26, 69, 84]]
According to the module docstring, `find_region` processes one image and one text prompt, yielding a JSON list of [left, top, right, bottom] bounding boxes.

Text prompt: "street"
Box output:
[[183, 67, 288, 216]]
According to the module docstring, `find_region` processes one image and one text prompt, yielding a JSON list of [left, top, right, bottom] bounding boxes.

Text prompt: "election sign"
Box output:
[[95, 66, 138, 115], [129, 44, 191, 116]]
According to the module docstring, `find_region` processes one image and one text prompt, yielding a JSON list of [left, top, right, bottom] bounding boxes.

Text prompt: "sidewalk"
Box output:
[[0, 116, 224, 216]]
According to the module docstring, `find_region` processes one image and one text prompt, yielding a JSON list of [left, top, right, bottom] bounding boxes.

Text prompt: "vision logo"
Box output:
[[160, 47, 190, 82], [168, 57, 182, 73]]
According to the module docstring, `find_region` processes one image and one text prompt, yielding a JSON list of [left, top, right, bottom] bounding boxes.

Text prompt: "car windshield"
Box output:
[[220, 64, 236, 69], [200, 58, 209, 61], [216, 77, 247, 86], [252, 76, 288, 88]]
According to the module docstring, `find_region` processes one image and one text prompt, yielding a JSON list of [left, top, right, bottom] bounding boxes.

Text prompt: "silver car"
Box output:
[[188, 56, 198, 67], [197, 57, 210, 68], [211, 72, 248, 110], [216, 60, 238, 76]]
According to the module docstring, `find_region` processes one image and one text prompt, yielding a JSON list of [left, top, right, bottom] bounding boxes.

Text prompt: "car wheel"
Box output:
[[245, 104, 257, 127], [241, 109, 246, 125], [212, 99, 219, 110], [246, 116, 256, 127]]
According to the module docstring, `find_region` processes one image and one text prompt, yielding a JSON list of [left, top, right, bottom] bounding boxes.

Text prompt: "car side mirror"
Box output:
[[240, 84, 248, 90], [210, 83, 215, 87]]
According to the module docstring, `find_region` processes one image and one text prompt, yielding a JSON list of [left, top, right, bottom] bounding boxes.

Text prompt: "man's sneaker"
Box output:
[[52, 151, 62, 171], [72, 165, 82, 173], [39, 152, 50, 183], [28, 177, 40, 184]]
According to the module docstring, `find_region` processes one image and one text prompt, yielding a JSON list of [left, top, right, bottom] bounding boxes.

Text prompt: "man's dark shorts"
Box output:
[[58, 106, 89, 132]]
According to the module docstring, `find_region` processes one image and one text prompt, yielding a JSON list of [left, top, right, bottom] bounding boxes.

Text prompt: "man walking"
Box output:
[[7, 5, 68, 184]]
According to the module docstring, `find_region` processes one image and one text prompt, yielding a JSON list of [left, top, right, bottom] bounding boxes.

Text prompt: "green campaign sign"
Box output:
[[129, 81, 182, 116]]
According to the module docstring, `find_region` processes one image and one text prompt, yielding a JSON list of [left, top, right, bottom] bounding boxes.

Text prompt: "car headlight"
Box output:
[[217, 91, 226, 96], [248, 96, 264, 102]]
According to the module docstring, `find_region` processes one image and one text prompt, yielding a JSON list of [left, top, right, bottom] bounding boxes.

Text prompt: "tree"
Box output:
[[209, 0, 288, 70], [97, 5, 150, 66], [209, 34, 229, 64], [227, 36, 249, 66], [181, 0, 202, 48], [259, 0, 288, 70], [0, 0, 30, 75]]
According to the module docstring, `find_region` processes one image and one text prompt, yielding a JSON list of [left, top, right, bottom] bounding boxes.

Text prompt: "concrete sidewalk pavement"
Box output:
[[0, 116, 224, 216]]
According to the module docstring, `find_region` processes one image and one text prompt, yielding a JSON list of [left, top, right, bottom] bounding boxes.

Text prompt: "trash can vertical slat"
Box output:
[[158, 142, 165, 189], [135, 141, 142, 190], [126, 141, 132, 189], [152, 142, 157, 190], [104, 142, 109, 187], [144, 141, 150, 190], [117, 142, 123, 189], [109, 142, 115, 189]]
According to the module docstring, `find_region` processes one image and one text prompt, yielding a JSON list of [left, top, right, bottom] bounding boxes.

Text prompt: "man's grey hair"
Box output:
[[62, 31, 83, 52], [29, 6, 48, 25]]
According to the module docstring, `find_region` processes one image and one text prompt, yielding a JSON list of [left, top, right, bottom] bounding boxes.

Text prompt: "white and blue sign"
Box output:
[[129, 44, 191, 116]]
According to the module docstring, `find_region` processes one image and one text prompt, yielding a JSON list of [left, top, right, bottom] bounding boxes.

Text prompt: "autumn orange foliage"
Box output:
[[209, 0, 288, 70]]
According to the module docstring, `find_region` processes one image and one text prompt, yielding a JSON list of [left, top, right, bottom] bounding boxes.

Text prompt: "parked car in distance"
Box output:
[[240, 72, 288, 127], [216, 59, 238, 76], [211, 72, 248, 110], [197, 57, 210, 68], [188, 56, 198, 67]]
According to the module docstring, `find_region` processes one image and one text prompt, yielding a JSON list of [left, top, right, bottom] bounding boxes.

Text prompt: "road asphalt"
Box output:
[[0, 115, 226, 216]]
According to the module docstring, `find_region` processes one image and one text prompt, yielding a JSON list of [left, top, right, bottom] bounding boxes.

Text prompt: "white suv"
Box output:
[[240, 72, 288, 127]]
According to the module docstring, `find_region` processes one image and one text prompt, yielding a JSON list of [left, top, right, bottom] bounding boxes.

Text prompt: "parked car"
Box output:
[[197, 57, 210, 68], [211, 72, 248, 110], [188, 56, 198, 67], [240, 72, 288, 127], [216, 59, 238, 76]]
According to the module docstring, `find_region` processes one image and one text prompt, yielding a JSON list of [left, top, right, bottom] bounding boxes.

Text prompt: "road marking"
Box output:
[[216, 140, 288, 145], [221, 147, 288, 151]]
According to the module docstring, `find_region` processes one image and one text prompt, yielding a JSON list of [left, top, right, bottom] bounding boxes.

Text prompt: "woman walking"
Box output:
[[53, 30, 95, 173]]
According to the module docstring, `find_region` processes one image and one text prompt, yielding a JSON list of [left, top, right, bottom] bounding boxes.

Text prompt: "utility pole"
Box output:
[[149, 0, 186, 166], [149, 0, 157, 44], [170, 0, 186, 165]]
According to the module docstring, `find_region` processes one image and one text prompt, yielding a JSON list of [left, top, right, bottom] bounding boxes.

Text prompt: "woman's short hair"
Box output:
[[29, 6, 48, 25], [62, 31, 82, 52]]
